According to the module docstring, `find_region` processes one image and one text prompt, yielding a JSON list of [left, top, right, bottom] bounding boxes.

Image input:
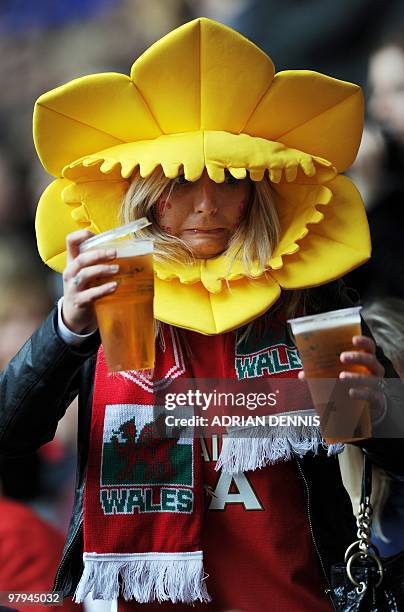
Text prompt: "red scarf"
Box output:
[[75, 314, 341, 604]]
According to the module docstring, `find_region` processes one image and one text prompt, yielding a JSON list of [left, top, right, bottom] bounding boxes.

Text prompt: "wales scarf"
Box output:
[[75, 313, 342, 604]]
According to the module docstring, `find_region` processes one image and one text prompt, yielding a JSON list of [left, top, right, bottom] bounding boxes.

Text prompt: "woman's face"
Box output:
[[155, 169, 252, 258]]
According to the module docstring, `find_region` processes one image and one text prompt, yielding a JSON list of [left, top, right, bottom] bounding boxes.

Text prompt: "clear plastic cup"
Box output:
[[288, 307, 371, 442], [80, 219, 154, 372]]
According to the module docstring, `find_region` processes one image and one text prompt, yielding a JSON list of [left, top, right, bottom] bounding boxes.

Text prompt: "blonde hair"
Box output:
[[120, 167, 281, 276]]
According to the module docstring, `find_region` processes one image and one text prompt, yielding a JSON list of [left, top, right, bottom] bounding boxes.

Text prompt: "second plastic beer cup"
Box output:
[[288, 307, 372, 443], [80, 219, 155, 372]]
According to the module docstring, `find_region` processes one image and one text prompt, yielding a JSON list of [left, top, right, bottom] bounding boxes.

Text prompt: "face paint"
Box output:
[[232, 200, 247, 230], [154, 170, 252, 258], [238, 200, 247, 218], [155, 198, 168, 221]]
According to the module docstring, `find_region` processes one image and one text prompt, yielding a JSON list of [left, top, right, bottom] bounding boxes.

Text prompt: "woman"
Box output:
[[0, 17, 402, 612]]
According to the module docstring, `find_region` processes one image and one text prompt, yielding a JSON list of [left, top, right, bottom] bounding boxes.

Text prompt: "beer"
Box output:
[[94, 250, 154, 372], [288, 308, 371, 443], [80, 219, 155, 372], [293, 320, 367, 378]]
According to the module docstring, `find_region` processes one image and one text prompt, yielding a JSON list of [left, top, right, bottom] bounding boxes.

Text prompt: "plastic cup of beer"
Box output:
[[80, 219, 154, 372], [288, 307, 371, 443]]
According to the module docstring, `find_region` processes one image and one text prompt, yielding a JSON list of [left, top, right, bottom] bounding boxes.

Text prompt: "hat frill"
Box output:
[[62, 132, 337, 186], [37, 161, 368, 297], [55, 138, 335, 294]]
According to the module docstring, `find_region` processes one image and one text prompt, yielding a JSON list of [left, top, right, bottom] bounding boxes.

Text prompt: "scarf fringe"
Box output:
[[74, 555, 211, 604], [216, 427, 344, 474]]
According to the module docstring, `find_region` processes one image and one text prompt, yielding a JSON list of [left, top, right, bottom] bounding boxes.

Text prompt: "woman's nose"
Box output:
[[194, 174, 218, 214]]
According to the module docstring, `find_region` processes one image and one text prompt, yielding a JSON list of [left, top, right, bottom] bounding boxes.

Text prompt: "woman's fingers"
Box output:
[[63, 247, 117, 282], [62, 231, 120, 334], [352, 335, 376, 354], [339, 352, 385, 377], [65, 229, 95, 263], [340, 338, 385, 377], [339, 371, 381, 387], [296, 334, 388, 423], [68, 263, 119, 290], [72, 282, 118, 308], [299, 335, 385, 380], [348, 384, 383, 402]]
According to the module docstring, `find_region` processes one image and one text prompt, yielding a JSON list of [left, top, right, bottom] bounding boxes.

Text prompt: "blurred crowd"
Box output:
[[0, 0, 404, 609]]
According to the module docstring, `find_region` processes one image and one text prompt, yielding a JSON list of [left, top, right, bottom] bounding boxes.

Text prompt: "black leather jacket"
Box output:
[[0, 281, 402, 610]]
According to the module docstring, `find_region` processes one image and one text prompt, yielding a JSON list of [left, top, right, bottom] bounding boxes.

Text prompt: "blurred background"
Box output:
[[0, 0, 404, 608]]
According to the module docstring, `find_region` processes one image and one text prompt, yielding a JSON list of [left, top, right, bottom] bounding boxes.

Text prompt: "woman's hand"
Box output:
[[339, 335, 386, 419], [62, 229, 118, 334], [298, 335, 387, 420], [339, 335, 384, 396]]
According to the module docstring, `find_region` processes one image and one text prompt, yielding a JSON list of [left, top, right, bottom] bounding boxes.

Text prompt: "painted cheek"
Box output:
[[155, 198, 166, 221], [160, 224, 173, 234], [232, 200, 247, 230], [155, 198, 172, 221], [238, 200, 247, 217]]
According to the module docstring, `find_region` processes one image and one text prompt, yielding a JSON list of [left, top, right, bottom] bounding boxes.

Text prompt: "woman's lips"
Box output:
[[183, 228, 225, 234]]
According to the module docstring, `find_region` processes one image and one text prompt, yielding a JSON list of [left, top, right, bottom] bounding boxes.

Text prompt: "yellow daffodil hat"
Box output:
[[34, 17, 370, 335]]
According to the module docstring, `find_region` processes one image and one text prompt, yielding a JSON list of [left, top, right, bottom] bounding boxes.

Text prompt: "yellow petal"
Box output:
[[36, 178, 127, 272], [199, 19, 274, 133], [228, 167, 247, 180], [206, 164, 225, 183], [154, 275, 281, 334], [244, 70, 364, 172], [269, 167, 282, 183], [268, 183, 332, 267], [131, 20, 201, 134], [131, 18, 275, 136], [82, 158, 102, 168], [161, 162, 181, 180], [300, 157, 315, 177], [121, 160, 137, 179], [100, 159, 118, 174], [70, 205, 89, 224], [34, 73, 161, 177], [200, 258, 224, 293], [271, 175, 370, 288], [249, 168, 265, 181], [284, 164, 298, 183], [154, 259, 201, 285], [35, 178, 85, 272]]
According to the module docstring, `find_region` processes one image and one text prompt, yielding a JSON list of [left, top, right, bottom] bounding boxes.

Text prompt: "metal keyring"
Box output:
[[344, 540, 361, 563], [344, 540, 380, 563], [356, 581, 367, 595], [346, 551, 384, 589]]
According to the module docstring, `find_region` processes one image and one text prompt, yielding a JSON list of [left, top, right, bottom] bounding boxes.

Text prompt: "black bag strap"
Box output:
[[345, 452, 384, 592]]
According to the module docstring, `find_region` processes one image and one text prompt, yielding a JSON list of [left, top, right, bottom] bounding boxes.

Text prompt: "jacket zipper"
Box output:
[[52, 521, 83, 592], [295, 458, 337, 612]]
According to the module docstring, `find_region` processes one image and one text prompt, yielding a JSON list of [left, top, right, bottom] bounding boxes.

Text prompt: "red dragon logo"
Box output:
[[111, 413, 183, 482]]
